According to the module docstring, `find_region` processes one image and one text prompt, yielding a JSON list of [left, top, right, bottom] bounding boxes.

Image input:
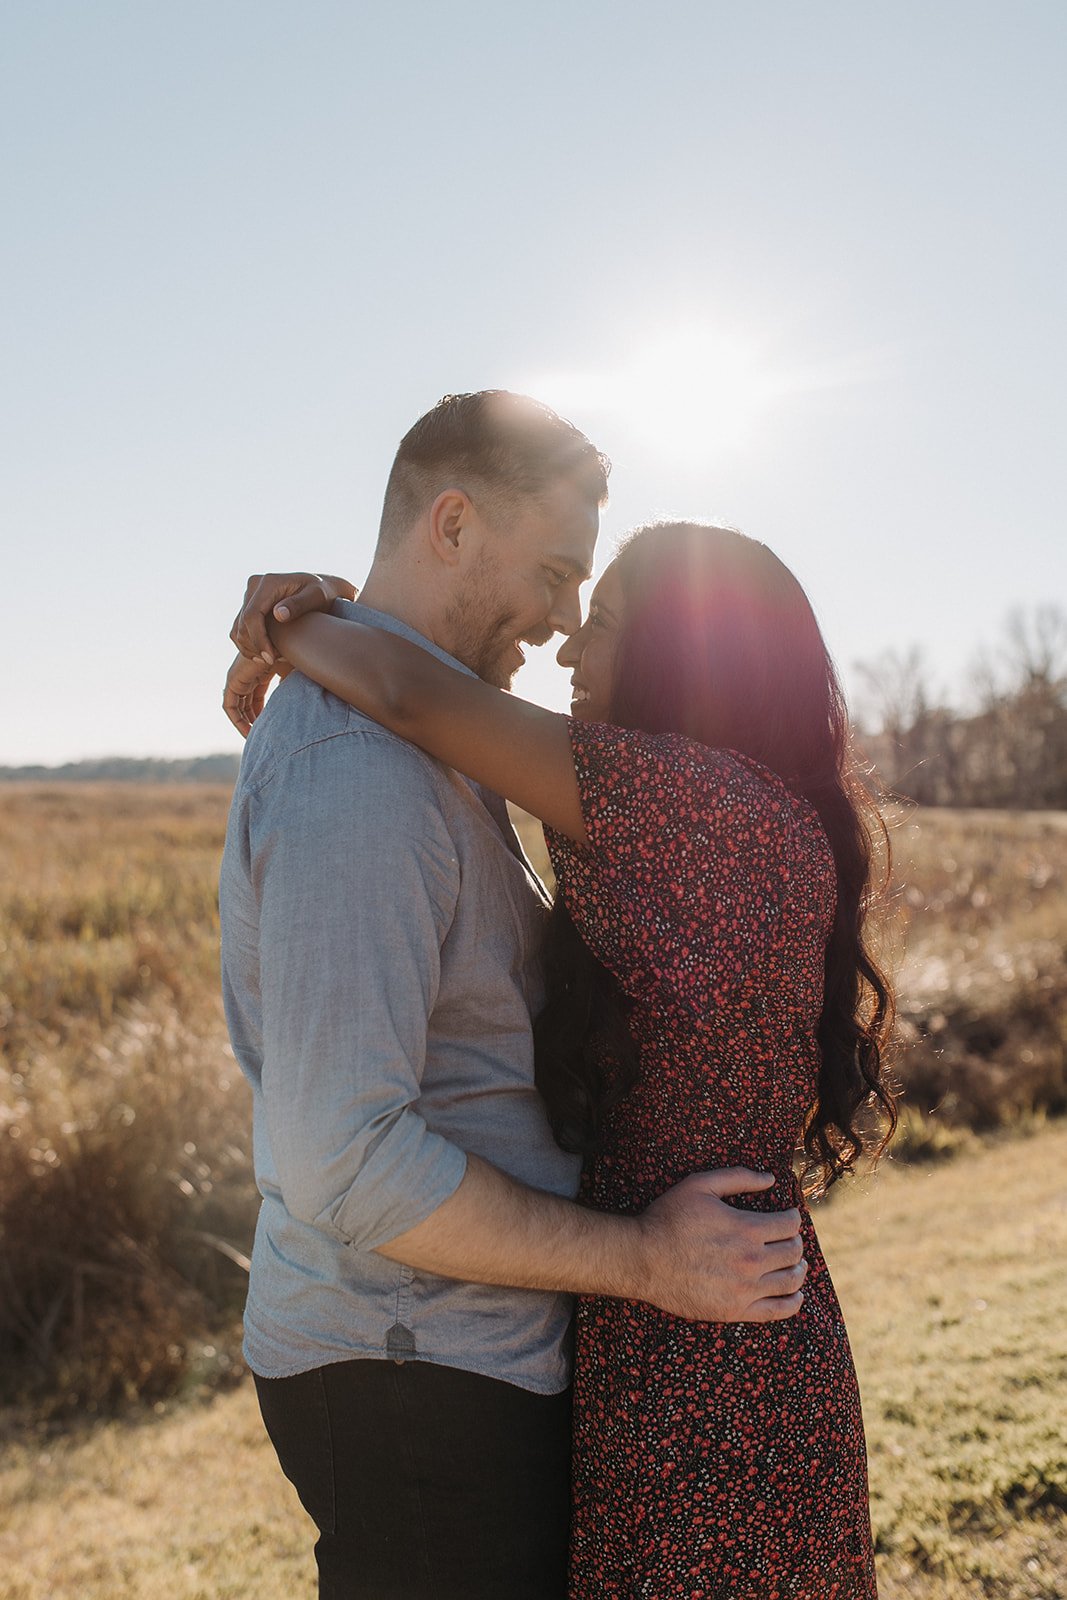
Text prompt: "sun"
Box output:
[[528, 323, 784, 465], [622, 327, 781, 459]]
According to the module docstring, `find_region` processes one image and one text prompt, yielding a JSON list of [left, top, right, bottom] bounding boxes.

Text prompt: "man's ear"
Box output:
[[427, 490, 476, 568]]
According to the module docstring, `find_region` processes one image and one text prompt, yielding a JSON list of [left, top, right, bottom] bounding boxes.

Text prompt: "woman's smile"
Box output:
[[558, 561, 624, 722]]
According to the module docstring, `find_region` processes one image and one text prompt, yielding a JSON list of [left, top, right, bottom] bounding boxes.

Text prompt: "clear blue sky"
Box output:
[[3, 1, 1064, 764]]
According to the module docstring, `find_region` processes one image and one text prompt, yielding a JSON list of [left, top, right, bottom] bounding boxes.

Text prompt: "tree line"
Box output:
[[0, 753, 242, 784], [5, 606, 1066, 810], [855, 605, 1067, 809]]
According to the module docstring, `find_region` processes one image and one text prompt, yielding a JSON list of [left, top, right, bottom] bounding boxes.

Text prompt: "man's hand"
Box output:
[[375, 1155, 806, 1324], [223, 652, 278, 738], [637, 1169, 806, 1322], [230, 572, 357, 666]]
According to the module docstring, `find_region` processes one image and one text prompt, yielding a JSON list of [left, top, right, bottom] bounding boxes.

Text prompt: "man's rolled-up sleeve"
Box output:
[[253, 729, 468, 1252]]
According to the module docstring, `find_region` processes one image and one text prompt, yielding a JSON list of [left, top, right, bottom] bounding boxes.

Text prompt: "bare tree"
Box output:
[[1002, 604, 1067, 691], [855, 608, 1067, 809], [853, 647, 941, 801]]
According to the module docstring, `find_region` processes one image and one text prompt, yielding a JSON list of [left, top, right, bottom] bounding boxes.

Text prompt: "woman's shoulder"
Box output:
[[563, 719, 832, 864], [578, 723, 791, 805]]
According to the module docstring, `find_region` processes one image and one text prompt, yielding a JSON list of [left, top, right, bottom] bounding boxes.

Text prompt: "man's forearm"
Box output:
[[376, 1153, 808, 1324], [375, 1154, 645, 1300]]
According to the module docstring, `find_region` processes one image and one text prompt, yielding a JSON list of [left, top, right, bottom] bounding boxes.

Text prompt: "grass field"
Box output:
[[0, 785, 254, 1412], [1, 1122, 1063, 1598], [1, 783, 1065, 1594]]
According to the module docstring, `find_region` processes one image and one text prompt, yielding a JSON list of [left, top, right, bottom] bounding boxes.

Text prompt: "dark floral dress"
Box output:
[[546, 721, 877, 1600]]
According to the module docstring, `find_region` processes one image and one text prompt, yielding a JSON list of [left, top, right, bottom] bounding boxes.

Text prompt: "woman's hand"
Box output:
[[230, 572, 358, 665], [223, 652, 279, 738]]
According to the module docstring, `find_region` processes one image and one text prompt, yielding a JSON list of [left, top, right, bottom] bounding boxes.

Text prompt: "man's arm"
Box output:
[[254, 725, 805, 1323], [378, 1154, 806, 1324], [253, 729, 472, 1249]]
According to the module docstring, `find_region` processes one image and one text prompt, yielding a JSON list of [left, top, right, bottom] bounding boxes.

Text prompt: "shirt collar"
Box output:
[[332, 601, 549, 902], [333, 599, 477, 680]]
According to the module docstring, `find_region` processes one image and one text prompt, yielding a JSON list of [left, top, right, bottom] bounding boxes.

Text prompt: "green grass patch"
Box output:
[[816, 1122, 1067, 1597]]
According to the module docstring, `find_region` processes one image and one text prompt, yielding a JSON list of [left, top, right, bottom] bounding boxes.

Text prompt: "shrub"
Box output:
[[0, 785, 255, 1415]]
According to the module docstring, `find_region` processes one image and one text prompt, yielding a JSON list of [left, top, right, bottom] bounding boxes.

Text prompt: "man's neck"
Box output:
[[355, 568, 455, 657]]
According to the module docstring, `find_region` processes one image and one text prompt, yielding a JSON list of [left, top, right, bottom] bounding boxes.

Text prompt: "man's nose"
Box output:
[[556, 627, 581, 668], [548, 588, 583, 639]]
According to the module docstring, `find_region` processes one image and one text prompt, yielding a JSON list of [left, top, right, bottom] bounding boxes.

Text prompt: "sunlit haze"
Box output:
[[529, 325, 792, 463], [2, 3, 1064, 764]]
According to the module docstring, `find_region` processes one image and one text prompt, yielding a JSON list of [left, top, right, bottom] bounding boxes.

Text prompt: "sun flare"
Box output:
[[529, 324, 785, 464]]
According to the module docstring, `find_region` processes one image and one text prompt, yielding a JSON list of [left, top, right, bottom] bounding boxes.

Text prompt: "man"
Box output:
[[220, 391, 805, 1599]]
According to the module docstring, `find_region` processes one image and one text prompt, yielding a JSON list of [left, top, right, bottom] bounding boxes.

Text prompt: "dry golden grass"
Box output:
[[0, 785, 253, 1413], [882, 806, 1067, 1153], [0, 1384, 315, 1599]]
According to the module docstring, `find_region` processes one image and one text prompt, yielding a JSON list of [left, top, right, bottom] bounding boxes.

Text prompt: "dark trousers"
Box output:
[[254, 1358, 573, 1600]]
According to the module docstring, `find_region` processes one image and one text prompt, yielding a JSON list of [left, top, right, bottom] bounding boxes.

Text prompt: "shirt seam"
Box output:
[[242, 716, 457, 803]]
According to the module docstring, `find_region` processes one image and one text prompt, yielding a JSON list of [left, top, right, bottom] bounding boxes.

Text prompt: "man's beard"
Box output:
[[445, 558, 527, 689], [449, 601, 522, 688]]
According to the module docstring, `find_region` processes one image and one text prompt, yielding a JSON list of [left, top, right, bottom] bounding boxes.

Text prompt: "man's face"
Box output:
[[446, 479, 599, 688]]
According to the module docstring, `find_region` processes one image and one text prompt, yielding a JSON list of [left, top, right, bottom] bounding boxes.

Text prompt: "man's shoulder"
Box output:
[[237, 673, 452, 804]]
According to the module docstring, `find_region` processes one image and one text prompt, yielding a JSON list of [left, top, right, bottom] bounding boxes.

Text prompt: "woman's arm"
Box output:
[[271, 612, 588, 844]]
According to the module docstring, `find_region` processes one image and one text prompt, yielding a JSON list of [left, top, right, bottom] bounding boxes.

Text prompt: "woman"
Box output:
[[227, 521, 895, 1599]]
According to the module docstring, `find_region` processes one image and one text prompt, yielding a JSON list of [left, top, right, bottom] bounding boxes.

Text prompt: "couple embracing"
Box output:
[[219, 390, 895, 1599]]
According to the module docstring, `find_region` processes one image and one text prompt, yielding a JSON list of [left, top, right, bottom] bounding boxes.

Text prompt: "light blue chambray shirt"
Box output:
[[220, 603, 581, 1393]]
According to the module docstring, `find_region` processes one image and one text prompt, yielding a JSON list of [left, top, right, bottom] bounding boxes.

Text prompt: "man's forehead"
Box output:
[[542, 490, 599, 577]]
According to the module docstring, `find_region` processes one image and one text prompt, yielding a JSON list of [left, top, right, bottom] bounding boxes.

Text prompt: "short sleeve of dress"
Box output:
[[546, 719, 815, 1012]]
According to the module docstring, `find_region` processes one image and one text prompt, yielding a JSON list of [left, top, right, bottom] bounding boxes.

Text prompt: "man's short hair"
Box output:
[[377, 391, 611, 552]]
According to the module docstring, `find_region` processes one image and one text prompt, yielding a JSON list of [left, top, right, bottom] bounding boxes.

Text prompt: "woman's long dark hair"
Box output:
[[534, 521, 896, 1197]]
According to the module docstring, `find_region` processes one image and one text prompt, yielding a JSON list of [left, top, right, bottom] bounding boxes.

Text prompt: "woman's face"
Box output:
[[556, 560, 625, 722]]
